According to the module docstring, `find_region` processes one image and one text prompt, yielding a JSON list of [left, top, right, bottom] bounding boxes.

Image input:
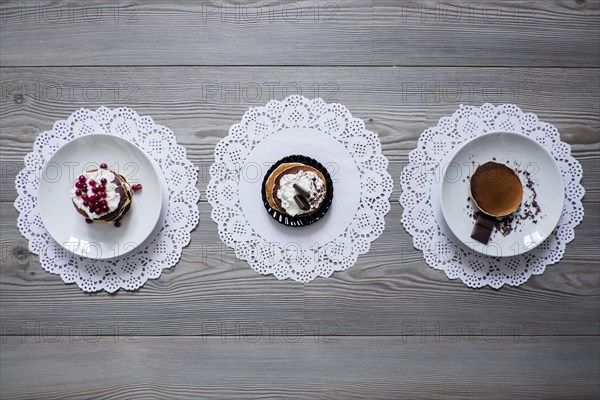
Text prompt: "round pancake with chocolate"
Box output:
[[265, 163, 326, 214], [469, 161, 523, 217]]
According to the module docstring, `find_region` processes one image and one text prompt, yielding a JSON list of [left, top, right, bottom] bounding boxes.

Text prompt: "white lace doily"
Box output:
[[14, 107, 200, 292], [400, 103, 585, 288], [207, 95, 393, 282]]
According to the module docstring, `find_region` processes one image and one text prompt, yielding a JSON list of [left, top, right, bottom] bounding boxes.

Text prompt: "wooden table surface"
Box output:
[[1, 1, 599, 399]]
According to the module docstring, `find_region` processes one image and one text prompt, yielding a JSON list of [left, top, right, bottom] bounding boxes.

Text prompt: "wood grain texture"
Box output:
[[373, 0, 600, 67], [1, 67, 598, 337], [1, 0, 599, 67], [1, 337, 599, 399], [1, 66, 598, 200], [2, 199, 598, 336], [1, 1, 599, 396]]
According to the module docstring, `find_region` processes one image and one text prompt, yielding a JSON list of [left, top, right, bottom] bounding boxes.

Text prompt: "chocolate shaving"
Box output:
[[293, 194, 310, 211], [293, 183, 311, 199]]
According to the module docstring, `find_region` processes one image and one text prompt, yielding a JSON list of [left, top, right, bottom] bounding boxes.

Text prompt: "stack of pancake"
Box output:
[[72, 169, 133, 223]]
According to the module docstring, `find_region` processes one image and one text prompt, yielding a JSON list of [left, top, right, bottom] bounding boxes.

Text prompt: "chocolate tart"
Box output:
[[265, 163, 327, 215], [261, 155, 334, 227]]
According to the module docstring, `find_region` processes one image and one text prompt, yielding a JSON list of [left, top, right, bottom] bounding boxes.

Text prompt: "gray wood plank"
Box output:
[[1, 0, 598, 67], [1, 336, 599, 399], [0, 66, 598, 336], [1, 66, 598, 201], [373, 0, 600, 67], [1, 200, 599, 336], [1, 1, 598, 398], [0, 0, 375, 66]]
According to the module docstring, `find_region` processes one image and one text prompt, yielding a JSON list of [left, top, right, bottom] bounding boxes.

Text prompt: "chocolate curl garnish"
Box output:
[[293, 183, 311, 199], [293, 195, 310, 211]]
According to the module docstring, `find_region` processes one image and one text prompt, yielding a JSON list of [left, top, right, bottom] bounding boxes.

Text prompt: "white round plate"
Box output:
[[440, 132, 564, 257], [38, 134, 166, 260]]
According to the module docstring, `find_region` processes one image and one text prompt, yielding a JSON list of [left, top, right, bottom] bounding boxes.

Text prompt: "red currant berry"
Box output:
[[75, 189, 82, 196], [91, 187, 98, 194], [81, 194, 89, 201], [75, 181, 82, 189], [89, 207, 96, 213], [132, 183, 142, 191], [100, 178, 107, 185], [101, 192, 107, 198], [98, 185, 106, 192], [89, 180, 97, 187], [83, 201, 89, 207], [85, 218, 93, 224], [100, 163, 108, 169], [78, 175, 86, 183]]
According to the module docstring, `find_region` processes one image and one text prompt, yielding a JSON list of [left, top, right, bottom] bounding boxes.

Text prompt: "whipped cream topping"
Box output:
[[277, 170, 325, 217], [70, 169, 121, 219]]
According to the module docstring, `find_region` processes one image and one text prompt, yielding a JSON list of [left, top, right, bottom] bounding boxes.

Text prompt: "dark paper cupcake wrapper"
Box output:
[[261, 155, 334, 227]]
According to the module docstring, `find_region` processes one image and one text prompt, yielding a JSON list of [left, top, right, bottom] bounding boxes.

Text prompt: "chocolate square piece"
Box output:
[[470, 214, 496, 244], [476, 213, 496, 230], [471, 224, 492, 244]]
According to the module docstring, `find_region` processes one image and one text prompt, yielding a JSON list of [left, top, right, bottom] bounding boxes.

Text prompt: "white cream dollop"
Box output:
[[70, 169, 121, 219], [277, 170, 325, 217]]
